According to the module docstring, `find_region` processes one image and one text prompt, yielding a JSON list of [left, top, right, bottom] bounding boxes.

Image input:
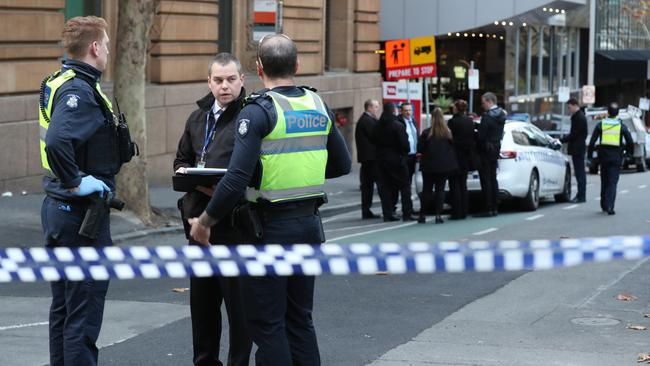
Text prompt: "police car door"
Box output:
[[521, 125, 558, 193]]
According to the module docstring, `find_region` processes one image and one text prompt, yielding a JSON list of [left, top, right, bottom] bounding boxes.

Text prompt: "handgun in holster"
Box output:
[[79, 192, 125, 240], [231, 202, 263, 240]]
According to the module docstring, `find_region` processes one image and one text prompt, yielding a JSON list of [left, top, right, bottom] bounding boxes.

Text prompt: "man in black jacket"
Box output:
[[476, 92, 506, 217], [560, 98, 588, 203], [173, 53, 252, 366], [355, 99, 380, 219], [374, 103, 416, 222]]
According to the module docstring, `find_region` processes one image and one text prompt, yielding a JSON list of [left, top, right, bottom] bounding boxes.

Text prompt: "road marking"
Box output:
[[473, 228, 498, 236], [594, 197, 601, 201], [578, 257, 650, 308], [639, 185, 647, 189], [327, 222, 417, 242], [620, 190, 629, 194], [0, 321, 48, 331], [563, 204, 578, 210], [321, 210, 358, 224], [325, 222, 386, 233], [525, 214, 544, 221]]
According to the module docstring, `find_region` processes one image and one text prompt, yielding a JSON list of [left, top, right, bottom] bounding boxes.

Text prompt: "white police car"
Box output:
[[467, 121, 571, 211]]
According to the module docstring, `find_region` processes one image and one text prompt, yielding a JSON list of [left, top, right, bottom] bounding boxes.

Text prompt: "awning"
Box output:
[[596, 50, 650, 61]]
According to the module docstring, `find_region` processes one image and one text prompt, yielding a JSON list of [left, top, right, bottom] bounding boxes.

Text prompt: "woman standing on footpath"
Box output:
[[447, 100, 478, 220], [417, 107, 458, 224]]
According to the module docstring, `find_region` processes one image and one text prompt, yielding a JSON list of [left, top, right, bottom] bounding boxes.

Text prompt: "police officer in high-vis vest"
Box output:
[[189, 34, 351, 365], [587, 102, 634, 215], [39, 16, 130, 365]]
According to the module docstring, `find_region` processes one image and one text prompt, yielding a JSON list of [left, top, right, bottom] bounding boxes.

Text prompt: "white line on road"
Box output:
[[619, 190, 629, 194], [327, 222, 417, 242], [0, 321, 48, 331], [563, 204, 578, 210], [321, 210, 359, 224], [578, 257, 650, 308], [594, 197, 601, 201], [325, 222, 386, 233], [525, 214, 544, 221], [639, 185, 647, 189], [473, 228, 498, 236]]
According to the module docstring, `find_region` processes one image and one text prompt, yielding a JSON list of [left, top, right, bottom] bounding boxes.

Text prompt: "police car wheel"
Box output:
[[554, 166, 571, 203], [520, 170, 539, 211]]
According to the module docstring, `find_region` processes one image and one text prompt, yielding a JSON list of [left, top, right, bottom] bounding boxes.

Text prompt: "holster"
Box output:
[[231, 202, 263, 240]]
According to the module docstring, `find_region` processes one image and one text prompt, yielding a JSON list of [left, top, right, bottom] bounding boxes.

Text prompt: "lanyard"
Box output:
[[201, 111, 218, 157]]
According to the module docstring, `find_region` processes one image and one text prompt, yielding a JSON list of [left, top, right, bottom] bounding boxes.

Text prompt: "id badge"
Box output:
[[196, 159, 206, 169]]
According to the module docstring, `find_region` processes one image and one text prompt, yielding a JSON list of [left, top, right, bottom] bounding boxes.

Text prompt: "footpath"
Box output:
[[0, 169, 364, 248]]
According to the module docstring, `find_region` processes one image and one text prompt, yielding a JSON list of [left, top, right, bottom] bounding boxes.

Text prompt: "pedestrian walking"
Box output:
[[355, 99, 381, 219], [417, 107, 458, 224], [447, 100, 478, 219], [188, 34, 351, 365], [560, 98, 588, 203], [475, 92, 506, 217], [173, 53, 252, 366], [587, 102, 634, 215], [38, 16, 133, 365], [374, 103, 416, 222]]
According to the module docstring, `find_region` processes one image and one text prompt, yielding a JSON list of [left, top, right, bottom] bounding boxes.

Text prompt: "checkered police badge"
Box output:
[[238, 119, 250, 137]]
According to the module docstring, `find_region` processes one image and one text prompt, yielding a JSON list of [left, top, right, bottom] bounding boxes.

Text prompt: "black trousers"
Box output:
[[478, 159, 499, 212], [449, 171, 469, 218], [377, 159, 413, 217], [190, 252, 252, 366], [240, 214, 322, 366], [420, 172, 447, 216], [600, 157, 621, 211], [572, 154, 586, 200], [41, 196, 111, 366], [359, 161, 379, 214]]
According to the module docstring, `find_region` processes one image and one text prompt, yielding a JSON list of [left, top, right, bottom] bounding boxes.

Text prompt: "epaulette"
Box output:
[[243, 88, 271, 107], [298, 85, 318, 92]]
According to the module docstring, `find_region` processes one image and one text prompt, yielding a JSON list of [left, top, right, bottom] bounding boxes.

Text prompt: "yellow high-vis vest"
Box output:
[[38, 68, 113, 171], [245, 89, 331, 203], [600, 118, 621, 147]]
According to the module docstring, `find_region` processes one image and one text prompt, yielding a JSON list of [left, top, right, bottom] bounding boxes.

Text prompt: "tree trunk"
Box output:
[[114, 0, 157, 225]]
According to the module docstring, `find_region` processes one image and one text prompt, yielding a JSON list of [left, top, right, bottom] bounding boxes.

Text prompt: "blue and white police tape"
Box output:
[[1, 236, 649, 282]]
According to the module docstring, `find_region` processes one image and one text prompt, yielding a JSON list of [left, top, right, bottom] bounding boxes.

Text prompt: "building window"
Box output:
[[64, 0, 102, 20]]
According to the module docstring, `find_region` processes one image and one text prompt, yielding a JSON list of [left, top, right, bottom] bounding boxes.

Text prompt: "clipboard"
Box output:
[[172, 168, 227, 192]]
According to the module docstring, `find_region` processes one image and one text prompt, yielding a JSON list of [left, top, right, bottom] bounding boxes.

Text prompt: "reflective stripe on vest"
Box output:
[[601, 118, 621, 147], [246, 89, 331, 203], [38, 69, 113, 171]]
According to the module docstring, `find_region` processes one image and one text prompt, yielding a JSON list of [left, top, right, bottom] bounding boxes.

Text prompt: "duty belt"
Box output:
[[257, 201, 318, 222]]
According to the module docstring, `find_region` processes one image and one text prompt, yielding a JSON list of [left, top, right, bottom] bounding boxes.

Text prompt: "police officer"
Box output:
[[39, 16, 126, 365], [587, 103, 634, 215], [174, 53, 252, 366], [475, 92, 506, 217], [188, 34, 351, 365]]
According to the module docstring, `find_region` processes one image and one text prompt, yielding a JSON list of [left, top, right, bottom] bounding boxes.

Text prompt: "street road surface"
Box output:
[[2, 171, 650, 365]]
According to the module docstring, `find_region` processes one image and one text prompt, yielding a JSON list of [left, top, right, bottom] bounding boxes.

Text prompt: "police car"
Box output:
[[467, 121, 571, 211]]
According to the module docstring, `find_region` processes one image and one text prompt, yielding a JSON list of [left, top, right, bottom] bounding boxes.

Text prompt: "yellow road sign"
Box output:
[[410, 36, 436, 66]]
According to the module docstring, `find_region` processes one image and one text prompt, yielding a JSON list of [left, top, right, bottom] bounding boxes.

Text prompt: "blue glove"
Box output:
[[73, 176, 110, 197]]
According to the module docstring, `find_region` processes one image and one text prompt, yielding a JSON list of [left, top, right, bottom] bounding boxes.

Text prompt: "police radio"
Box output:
[[114, 98, 139, 164]]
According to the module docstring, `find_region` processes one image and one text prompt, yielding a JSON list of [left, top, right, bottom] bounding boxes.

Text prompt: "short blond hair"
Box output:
[[62, 16, 108, 59]]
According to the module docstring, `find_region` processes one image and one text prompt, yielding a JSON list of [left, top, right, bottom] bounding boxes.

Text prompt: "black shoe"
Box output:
[[473, 211, 497, 218], [607, 209, 616, 215], [362, 211, 379, 219], [383, 215, 399, 222], [435, 216, 444, 224], [402, 214, 417, 222], [417, 216, 426, 224], [448, 215, 462, 220], [570, 197, 586, 203]]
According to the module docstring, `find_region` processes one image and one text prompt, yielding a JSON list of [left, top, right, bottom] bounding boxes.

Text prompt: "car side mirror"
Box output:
[[550, 140, 562, 150]]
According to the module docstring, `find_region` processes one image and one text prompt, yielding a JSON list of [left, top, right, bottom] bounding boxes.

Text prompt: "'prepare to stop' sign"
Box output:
[[385, 36, 436, 81]]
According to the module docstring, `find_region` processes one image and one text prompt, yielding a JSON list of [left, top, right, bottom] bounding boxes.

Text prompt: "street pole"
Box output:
[[587, 0, 596, 86], [561, 79, 567, 133], [469, 60, 475, 114], [424, 77, 431, 129]]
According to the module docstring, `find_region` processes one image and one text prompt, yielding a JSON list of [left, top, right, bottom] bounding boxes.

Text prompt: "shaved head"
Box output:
[[257, 34, 297, 79]]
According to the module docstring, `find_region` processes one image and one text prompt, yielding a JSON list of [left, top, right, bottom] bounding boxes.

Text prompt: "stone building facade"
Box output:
[[0, 0, 381, 192]]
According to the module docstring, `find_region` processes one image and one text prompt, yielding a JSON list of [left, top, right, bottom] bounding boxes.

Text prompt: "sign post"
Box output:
[[385, 36, 437, 81], [383, 81, 423, 130], [558, 81, 570, 134], [468, 61, 479, 113]]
